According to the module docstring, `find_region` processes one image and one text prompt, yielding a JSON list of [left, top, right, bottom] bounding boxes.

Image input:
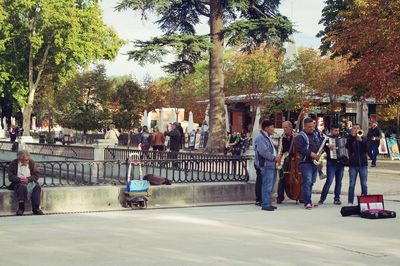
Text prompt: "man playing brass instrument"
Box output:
[[276, 121, 297, 204], [318, 124, 345, 205], [346, 124, 368, 205]]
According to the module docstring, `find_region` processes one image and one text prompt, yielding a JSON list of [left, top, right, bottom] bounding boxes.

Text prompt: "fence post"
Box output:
[[245, 148, 256, 182], [92, 139, 110, 178]]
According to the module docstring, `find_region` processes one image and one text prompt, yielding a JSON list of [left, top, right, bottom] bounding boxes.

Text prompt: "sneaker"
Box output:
[[33, 209, 44, 215], [304, 204, 312, 210], [261, 206, 275, 211], [334, 199, 342, 205], [318, 199, 324, 205], [255, 201, 261, 206]]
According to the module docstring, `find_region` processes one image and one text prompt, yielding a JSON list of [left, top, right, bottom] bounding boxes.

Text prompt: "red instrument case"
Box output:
[[357, 195, 396, 219]]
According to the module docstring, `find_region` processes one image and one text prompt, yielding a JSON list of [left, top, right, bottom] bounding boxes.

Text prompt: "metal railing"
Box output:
[[104, 148, 233, 161], [0, 157, 249, 189], [0, 141, 19, 152], [24, 143, 94, 160]]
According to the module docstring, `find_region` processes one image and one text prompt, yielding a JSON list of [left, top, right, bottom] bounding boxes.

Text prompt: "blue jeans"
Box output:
[[300, 163, 318, 206], [261, 167, 277, 208], [320, 161, 344, 201], [369, 141, 379, 166], [348, 166, 368, 204]]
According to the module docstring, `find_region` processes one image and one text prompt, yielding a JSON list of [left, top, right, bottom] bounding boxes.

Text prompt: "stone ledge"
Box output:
[[0, 182, 256, 216]]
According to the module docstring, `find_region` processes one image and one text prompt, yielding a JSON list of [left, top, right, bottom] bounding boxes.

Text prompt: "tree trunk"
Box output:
[[205, 0, 225, 153]]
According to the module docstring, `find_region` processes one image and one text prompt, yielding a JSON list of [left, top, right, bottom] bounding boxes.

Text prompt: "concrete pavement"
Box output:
[[0, 201, 399, 266], [0, 160, 399, 265]]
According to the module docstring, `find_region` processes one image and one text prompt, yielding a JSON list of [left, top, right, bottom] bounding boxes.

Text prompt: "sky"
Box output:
[[100, 0, 326, 82]]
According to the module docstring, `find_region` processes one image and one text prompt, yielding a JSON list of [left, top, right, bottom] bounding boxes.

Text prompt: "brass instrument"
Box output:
[[357, 130, 364, 137], [313, 137, 329, 166]]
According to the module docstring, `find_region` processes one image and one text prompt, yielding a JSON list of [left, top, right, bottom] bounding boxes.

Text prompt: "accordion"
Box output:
[[329, 137, 349, 165]]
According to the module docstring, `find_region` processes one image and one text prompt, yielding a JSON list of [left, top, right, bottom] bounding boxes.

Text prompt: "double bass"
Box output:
[[283, 105, 308, 203]]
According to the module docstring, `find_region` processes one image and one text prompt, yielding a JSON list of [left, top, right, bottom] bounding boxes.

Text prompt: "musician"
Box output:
[[318, 124, 345, 205], [276, 121, 296, 204], [254, 120, 280, 211], [346, 124, 368, 205], [295, 117, 322, 210]]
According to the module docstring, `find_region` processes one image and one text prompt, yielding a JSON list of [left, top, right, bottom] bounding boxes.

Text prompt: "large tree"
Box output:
[[225, 47, 283, 124], [116, 0, 293, 152], [0, 0, 123, 135], [318, 0, 400, 102], [55, 65, 112, 136]]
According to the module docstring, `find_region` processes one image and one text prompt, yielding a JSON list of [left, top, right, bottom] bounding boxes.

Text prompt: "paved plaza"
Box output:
[[1, 160, 399, 265]]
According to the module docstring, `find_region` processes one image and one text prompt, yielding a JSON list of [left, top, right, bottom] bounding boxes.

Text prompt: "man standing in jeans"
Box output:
[[296, 117, 322, 210], [254, 120, 280, 211], [367, 122, 381, 167], [319, 124, 345, 205], [346, 124, 368, 204]]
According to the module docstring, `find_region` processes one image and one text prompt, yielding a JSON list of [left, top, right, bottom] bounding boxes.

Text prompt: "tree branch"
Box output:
[[34, 33, 55, 90]]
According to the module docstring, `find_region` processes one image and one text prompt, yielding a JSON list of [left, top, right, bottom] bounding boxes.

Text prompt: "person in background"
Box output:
[[367, 121, 381, 167], [164, 122, 181, 167], [105, 124, 120, 145], [346, 123, 369, 204], [152, 126, 165, 151], [9, 125, 17, 142], [8, 150, 44, 216]]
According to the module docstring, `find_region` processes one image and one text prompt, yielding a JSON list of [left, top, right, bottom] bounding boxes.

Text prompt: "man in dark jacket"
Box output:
[[164, 122, 181, 167], [8, 150, 44, 216], [367, 122, 381, 167], [346, 124, 368, 205], [296, 117, 323, 210]]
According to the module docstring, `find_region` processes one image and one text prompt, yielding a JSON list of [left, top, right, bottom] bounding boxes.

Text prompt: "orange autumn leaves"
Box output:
[[325, 0, 400, 102]]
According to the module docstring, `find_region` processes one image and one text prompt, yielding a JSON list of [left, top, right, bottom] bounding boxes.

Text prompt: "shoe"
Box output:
[[371, 164, 376, 168], [261, 206, 275, 211], [311, 203, 318, 207], [318, 200, 324, 205], [33, 209, 44, 215], [277, 199, 283, 204], [334, 199, 342, 205], [319, 174, 327, 180], [255, 201, 261, 206], [16, 209, 24, 216], [304, 204, 312, 210], [271, 206, 278, 210]]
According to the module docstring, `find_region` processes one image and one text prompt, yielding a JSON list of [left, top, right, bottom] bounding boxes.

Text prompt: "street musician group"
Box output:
[[254, 116, 369, 211]]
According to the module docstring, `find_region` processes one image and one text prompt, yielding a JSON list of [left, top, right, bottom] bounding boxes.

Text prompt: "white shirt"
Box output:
[[263, 131, 277, 156], [17, 162, 31, 178]]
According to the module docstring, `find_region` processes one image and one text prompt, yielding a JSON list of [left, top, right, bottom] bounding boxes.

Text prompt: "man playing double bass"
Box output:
[[276, 121, 297, 204], [296, 117, 323, 210]]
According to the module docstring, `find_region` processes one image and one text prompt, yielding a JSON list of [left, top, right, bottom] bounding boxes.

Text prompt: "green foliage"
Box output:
[[55, 65, 112, 133], [0, 0, 124, 132], [117, 0, 294, 73], [317, 0, 349, 55], [111, 78, 145, 130]]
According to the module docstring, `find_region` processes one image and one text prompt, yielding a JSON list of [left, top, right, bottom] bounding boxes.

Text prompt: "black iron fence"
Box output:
[[104, 148, 232, 161], [0, 157, 249, 189], [0, 141, 18, 152], [24, 143, 94, 160]]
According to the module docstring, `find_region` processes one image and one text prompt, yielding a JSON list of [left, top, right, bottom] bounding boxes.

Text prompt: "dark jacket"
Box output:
[[296, 131, 321, 163], [165, 129, 181, 151], [367, 127, 381, 144], [345, 135, 369, 167], [281, 133, 294, 153], [8, 159, 40, 189]]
